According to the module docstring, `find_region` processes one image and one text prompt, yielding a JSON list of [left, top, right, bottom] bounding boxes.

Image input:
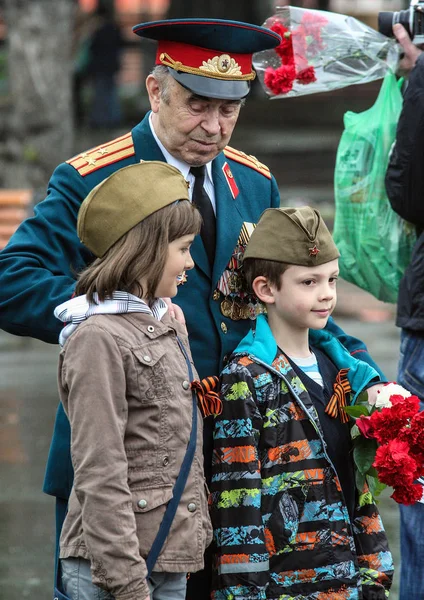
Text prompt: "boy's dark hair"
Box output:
[[242, 257, 289, 293], [76, 200, 201, 303]]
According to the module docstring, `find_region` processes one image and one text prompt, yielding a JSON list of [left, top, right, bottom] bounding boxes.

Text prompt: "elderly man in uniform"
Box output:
[[0, 18, 385, 599]]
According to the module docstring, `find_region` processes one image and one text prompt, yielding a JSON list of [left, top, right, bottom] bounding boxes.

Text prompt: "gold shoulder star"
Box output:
[[97, 147, 108, 156], [87, 157, 97, 166]]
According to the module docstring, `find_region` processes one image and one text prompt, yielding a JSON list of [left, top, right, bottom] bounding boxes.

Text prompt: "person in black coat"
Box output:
[[385, 22, 424, 600]]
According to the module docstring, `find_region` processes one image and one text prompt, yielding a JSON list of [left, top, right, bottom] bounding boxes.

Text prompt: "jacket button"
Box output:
[[137, 499, 147, 509], [147, 325, 155, 333], [213, 290, 220, 301], [163, 456, 169, 466], [182, 380, 190, 390], [223, 354, 228, 364], [221, 322, 228, 334], [143, 355, 151, 362], [187, 502, 196, 512]]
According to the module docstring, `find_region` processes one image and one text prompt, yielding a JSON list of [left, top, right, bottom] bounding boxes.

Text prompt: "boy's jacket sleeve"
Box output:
[[210, 361, 268, 600], [352, 500, 394, 599]]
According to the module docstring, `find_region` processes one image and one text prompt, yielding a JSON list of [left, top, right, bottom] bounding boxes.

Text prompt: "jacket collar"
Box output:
[[235, 314, 380, 401]]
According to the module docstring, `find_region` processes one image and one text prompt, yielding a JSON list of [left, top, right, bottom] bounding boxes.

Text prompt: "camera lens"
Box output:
[[378, 9, 412, 38], [378, 12, 396, 38]]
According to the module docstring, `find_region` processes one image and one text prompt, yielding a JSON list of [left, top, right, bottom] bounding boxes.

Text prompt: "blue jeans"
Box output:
[[397, 330, 424, 600], [60, 557, 187, 600]]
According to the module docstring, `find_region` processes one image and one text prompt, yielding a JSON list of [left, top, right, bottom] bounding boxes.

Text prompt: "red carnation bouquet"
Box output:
[[344, 383, 424, 506], [253, 6, 399, 98]]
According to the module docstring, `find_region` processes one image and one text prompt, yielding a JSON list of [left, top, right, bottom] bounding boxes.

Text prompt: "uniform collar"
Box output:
[[148, 112, 213, 186]]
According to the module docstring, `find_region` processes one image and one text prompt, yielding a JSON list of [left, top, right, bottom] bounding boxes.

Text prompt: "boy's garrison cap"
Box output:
[[77, 161, 190, 258], [243, 206, 340, 267], [133, 18, 281, 100]]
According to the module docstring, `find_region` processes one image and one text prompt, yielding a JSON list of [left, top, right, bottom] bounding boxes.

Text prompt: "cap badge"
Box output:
[[200, 54, 242, 77], [309, 245, 320, 256], [217, 54, 231, 73]]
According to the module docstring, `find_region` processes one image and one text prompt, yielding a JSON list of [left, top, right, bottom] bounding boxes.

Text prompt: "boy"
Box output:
[[210, 207, 393, 600]]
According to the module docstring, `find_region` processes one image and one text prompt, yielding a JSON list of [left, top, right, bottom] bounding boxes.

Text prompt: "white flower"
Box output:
[[375, 382, 411, 409]]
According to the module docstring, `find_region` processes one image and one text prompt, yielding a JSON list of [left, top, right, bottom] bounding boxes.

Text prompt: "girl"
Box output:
[[54, 161, 212, 600]]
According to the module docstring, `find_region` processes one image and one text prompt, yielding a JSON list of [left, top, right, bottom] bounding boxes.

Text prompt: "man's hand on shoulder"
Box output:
[[163, 298, 186, 327], [393, 23, 423, 78]]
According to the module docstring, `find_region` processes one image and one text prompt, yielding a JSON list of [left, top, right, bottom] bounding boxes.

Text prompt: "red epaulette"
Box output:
[[223, 146, 271, 180], [66, 132, 135, 177]]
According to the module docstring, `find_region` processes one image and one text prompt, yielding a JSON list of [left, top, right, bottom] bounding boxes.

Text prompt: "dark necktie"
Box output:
[[190, 166, 216, 267]]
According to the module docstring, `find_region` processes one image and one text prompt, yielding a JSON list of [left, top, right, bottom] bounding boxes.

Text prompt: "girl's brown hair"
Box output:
[[76, 200, 201, 303]]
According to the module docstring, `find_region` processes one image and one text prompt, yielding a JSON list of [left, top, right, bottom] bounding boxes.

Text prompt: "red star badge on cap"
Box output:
[[309, 245, 320, 256]]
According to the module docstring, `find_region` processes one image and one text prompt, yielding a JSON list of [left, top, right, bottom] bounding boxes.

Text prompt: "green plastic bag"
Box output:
[[333, 72, 416, 304]]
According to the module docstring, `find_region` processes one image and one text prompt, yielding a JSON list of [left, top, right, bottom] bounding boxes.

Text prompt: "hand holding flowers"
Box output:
[[345, 383, 424, 506]]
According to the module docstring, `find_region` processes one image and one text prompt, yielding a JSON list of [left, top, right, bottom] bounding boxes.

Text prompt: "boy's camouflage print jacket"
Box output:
[[210, 314, 394, 600]]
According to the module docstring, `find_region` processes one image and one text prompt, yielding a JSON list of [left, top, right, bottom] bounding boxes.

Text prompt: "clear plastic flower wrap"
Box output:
[[253, 6, 400, 98]]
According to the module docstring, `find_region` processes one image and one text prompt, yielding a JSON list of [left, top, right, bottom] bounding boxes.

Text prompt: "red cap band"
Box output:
[[156, 40, 255, 81]]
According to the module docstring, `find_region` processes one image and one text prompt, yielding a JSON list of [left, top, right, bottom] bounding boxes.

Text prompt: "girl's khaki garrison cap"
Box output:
[[77, 161, 190, 257]]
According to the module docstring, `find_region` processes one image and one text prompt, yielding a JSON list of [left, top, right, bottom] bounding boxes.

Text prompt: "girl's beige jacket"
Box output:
[[57, 311, 212, 600]]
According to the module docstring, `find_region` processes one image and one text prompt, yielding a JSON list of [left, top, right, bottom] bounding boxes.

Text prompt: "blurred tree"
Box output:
[[0, 0, 75, 190]]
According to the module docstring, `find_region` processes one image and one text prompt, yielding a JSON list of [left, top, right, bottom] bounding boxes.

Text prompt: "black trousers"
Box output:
[[186, 544, 213, 599]]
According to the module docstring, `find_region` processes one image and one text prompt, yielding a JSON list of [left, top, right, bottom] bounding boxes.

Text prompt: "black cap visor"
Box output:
[[169, 68, 250, 100]]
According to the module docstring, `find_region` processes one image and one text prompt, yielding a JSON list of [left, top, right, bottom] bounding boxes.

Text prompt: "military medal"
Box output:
[[231, 300, 242, 321], [216, 222, 259, 321], [220, 297, 233, 318]]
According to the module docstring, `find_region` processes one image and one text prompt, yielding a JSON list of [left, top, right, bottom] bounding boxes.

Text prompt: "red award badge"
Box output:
[[222, 162, 239, 199]]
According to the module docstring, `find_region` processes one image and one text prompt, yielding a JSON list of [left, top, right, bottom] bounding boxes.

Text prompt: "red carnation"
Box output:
[[297, 12, 327, 57], [301, 11, 328, 28], [270, 22, 295, 64], [264, 65, 296, 95], [386, 394, 406, 405], [264, 67, 279, 95], [297, 66, 317, 85], [373, 439, 420, 487], [399, 411, 424, 463], [356, 415, 375, 439], [390, 393, 420, 416], [368, 406, 408, 444], [276, 42, 295, 65], [391, 484, 423, 505], [270, 21, 289, 40]]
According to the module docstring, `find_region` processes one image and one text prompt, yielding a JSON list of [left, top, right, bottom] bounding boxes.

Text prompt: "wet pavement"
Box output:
[[0, 289, 401, 599]]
